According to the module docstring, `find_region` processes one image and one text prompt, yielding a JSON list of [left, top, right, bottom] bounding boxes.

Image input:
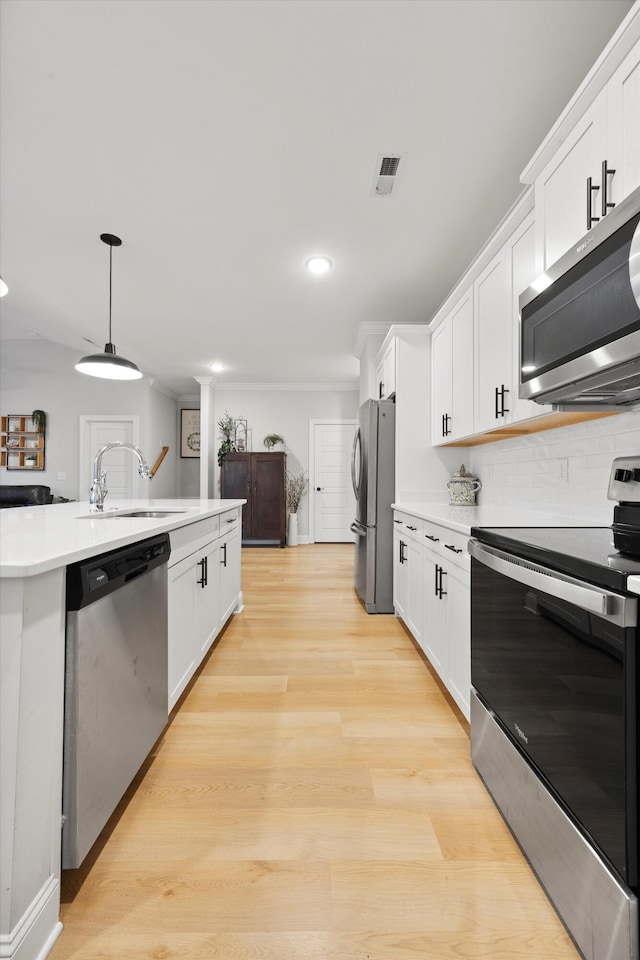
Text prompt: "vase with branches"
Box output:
[[285, 471, 308, 514], [285, 470, 307, 547], [217, 411, 236, 465]]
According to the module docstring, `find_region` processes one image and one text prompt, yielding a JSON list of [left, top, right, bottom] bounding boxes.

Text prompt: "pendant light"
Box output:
[[76, 233, 142, 380]]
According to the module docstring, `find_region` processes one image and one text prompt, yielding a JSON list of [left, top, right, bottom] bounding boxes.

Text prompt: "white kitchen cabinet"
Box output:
[[374, 337, 397, 399], [197, 538, 220, 659], [473, 246, 510, 434], [168, 534, 219, 709], [534, 90, 607, 272], [392, 510, 471, 721], [167, 511, 242, 711], [431, 289, 474, 445], [607, 39, 640, 204], [393, 514, 424, 646], [219, 509, 241, 627], [422, 523, 471, 722], [168, 552, 199, 710], [531, 35, 640, 273]]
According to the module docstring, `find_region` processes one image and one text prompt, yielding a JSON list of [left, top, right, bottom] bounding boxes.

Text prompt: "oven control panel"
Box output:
[[608, 456, 640, 502]]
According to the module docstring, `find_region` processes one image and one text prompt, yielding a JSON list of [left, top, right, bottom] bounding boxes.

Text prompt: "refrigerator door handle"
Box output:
[[351, 427, 362, 500], [350, 520, 366, 537]]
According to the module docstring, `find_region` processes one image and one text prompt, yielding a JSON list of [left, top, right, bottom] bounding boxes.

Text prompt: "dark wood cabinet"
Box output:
[[220, 452, 286, 547]]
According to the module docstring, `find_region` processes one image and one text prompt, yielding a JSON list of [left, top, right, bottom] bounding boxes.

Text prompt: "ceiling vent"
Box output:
[[371, 152, 406, 197]]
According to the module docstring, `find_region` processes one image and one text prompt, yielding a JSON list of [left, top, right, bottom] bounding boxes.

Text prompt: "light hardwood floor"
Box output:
[[51, 543, 579, 960]]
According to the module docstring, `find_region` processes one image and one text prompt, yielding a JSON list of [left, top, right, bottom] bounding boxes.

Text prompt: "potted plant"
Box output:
[[264, 433, 284, 450], [31, 409, 46, 435], [285, 470, 308, 546], [217, 411, 236, 465]]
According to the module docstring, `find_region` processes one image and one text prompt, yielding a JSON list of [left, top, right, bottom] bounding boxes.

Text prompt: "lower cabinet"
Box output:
[[219, 511, 241, 625], [423, 541, 470, 720], [167, 508, 242, 711], [393, 510, 471, 721], [393, 517, 424, 647]]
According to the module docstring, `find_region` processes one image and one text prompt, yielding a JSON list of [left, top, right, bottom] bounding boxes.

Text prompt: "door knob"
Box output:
[[316, 486, 322, 491]]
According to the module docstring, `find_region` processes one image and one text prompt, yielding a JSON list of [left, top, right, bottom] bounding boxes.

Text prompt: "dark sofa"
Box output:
[[0, 485, 53, 508]]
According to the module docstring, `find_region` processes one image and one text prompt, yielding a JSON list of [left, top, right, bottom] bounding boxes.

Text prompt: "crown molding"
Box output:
[[353, 321, 391, 359], [219, 381, 358, 392]]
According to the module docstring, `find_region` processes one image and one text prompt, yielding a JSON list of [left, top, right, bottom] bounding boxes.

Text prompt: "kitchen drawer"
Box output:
[[423, 522, 470, 571], [393, 511, 424, 543], [219, 507, 240, 531], [169, 516, 220, 566]]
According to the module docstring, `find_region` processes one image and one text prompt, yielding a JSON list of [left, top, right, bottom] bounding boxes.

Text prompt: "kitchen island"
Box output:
[[0, 498, 245, 960]]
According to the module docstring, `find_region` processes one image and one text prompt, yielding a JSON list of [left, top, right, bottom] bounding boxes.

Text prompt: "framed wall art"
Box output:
[[180, 408, 201, 458]]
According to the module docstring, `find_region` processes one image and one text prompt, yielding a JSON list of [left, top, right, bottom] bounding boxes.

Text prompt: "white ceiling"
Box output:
[[0, 0, 634, 397]]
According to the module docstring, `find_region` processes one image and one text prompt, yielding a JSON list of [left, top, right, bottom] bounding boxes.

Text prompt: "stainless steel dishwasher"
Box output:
[[62, 533, 170, 869]]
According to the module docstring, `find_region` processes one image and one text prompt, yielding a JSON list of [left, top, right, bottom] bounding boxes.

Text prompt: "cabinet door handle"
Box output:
[[379, 381, 384, 399], [446, 414, 451, 436], [501, 385, 509, 416], [442, 413, 446, 437], [197, 557, 206, 587], [399, 540, 407, 564], [601, 160, 616, 217], [221, 542, 227, 567], [435, 564, 448, 599], [587, 176, 600, 230]]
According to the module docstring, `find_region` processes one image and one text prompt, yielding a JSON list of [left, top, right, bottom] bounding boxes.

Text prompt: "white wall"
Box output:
[[214, 385, 359, 539], [176, 399, 201, 498], [469, 410, 640, 522], [0, 338, 178, 501]]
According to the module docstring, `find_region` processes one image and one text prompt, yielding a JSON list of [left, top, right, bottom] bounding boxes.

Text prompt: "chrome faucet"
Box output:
[[89, 442, 152, 512]]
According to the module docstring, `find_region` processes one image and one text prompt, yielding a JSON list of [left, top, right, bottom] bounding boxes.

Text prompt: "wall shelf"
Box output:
[[1, 415, 46, 470]]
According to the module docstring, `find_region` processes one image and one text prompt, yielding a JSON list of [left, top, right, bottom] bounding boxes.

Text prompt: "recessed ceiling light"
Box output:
[[209, 362, 225, 373], [305, 256, 332, 275]]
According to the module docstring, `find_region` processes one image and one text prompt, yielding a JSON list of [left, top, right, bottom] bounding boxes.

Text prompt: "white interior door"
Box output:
[[79, 416, 140, 504], [310, 420, 357, 543]]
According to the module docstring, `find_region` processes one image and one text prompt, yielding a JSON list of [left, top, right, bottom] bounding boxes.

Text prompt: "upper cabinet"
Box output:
[[431, 289, 473, 443], [374, 338, 397, 400], [429, 8, 639, 449], [533, 91, 607, 272], [524, 29, 640, 272]]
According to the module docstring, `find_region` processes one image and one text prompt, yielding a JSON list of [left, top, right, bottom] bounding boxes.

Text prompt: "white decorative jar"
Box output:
[[446, 464, 481, 506]]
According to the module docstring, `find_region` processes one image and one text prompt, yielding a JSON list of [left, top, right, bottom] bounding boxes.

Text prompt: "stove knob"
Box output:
[[615, 468, 633, 482]]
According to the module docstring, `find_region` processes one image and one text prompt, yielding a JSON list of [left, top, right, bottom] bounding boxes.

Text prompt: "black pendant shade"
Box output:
[[76, 234, 143, 380]]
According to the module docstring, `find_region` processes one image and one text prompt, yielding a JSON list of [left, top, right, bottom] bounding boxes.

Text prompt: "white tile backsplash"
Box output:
[[469, 410, 640, 523]]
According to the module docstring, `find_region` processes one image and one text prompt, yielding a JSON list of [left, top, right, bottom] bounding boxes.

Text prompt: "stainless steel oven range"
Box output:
[[469, 456, 640, 960]]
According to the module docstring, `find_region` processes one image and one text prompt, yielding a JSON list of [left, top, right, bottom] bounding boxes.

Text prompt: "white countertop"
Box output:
[[392, 502, 603, 535], [0, 498, 245, 577]]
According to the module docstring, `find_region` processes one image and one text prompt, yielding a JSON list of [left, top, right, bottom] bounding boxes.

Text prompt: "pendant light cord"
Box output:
[[108, 243, 113, 344]]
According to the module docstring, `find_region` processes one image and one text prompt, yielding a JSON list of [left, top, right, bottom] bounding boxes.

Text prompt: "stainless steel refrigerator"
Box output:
[[350, 398, 395, 613]]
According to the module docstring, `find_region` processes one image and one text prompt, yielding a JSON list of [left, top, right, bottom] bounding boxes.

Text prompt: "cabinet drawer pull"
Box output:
[[601, 160, 616, 217], [445, 544, 463, 554], [407, 525, 417, 531], [425, 534, 439, 542], [394, 519, 403, 524]]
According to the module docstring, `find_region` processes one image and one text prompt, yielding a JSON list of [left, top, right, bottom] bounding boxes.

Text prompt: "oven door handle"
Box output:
[[468, 540, 637, 628]]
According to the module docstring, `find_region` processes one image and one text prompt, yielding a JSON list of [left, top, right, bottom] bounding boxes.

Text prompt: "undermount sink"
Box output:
[[80, 510, 187, 519]]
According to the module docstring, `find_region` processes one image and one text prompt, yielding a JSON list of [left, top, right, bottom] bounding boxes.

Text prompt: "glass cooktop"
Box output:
[[470, 526, 640, 592]]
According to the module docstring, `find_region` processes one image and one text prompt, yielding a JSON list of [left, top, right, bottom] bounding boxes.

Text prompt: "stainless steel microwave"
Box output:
[[519, 185, 640, 407]]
